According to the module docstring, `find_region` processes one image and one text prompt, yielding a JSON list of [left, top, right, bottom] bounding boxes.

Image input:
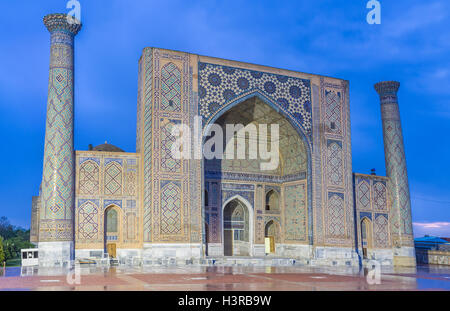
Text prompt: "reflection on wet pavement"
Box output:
[[0, 264, 448, 291]]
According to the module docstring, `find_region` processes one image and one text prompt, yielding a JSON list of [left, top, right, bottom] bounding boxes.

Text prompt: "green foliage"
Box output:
[[0, 216, 34, 261], [0, 217, 15, 240], [6, 258, 21, 267], [0, 236, 5, 263]]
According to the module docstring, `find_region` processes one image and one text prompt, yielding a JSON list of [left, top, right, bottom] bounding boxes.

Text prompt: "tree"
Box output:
[[4, 236, 33, 260], [0, 216, 14, 240], [0, 217, 34, 260], [0, 236, 5, 264]]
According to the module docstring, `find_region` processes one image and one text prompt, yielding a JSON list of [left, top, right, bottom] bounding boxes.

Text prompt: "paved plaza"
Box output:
[[0, 265, 448, 291]]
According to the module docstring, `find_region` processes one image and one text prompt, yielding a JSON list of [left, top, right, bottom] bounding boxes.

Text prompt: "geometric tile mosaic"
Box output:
[[198, 62, 312, 137], [78, 160, 99, 195], [160, 120, 182, 172], [104, 162, 122, 196], [374, 214, 389, 248], [77, 200, 99, 240], [372, 181, 387, 210], [327, 140, 343, 186], [358, 180, 371, 209], [284, 183, 307, 241], [161, 62, 181, 112], [324, 90, 342, 134], [160, 181, 182, 235], [327, 192, 345, 238]]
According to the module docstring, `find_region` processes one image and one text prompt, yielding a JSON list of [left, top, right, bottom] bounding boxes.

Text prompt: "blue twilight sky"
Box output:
[[0, 0, 449, 236]]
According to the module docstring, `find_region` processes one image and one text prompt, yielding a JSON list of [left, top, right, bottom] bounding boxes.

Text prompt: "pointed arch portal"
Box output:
[[104, 205, 121, 258], [203, 93, 312, 257], [223, 196, 253, 256]]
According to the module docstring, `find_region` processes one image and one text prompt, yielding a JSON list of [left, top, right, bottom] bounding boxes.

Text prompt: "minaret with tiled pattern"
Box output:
[[375, 81, 415, 267], [38, 13, 81, 266]]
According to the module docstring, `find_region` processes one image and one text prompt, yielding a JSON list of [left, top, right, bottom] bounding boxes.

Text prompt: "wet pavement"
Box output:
[[0, 264, 448, 291]]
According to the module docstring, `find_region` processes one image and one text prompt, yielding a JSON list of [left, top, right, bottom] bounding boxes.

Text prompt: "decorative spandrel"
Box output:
[[198, 62, 312, 138]]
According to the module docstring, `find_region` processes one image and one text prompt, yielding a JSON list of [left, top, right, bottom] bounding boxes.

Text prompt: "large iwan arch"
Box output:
[[203, 94, 312, 257]]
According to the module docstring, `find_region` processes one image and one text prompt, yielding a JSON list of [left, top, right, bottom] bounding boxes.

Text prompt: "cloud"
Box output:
[[306, 0, 450, 69], [413, 222, 450, 237], [414, 222, 450, 229], [384, 2, 448, 38]]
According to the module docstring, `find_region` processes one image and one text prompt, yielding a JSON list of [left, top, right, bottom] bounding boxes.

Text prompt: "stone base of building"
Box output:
[[206, 243, 222, 256], [208, 244, 361, 267], [310, 246, 360, 267], [275, 244, 312, 258], [75, 248, 104, 259], [393, 246, 416, 267], [75, 246, 201, 266], [207, 243, 312, 258], [69, 244, 410, 268], [38, 241, 73, 267], [142, 243, 203, 260], [393, 256, 416, 267], [360, 249, 394, 266]]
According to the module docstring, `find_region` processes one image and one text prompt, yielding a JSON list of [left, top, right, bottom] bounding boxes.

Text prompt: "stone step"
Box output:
[[203, 257, 304, 266]]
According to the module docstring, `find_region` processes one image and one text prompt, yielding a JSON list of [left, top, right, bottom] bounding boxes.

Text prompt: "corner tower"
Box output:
[[374, 81, 415, 267], [39, 14, 81, 266]]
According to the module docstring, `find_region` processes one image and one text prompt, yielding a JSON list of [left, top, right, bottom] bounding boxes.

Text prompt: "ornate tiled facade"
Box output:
[[354, 174, 391, 250], [32, 13, 415, 267], [74, 151, 140, 251], [284, 183, 307, 242]]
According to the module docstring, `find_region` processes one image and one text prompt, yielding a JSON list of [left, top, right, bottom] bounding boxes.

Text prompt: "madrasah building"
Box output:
[[30, 13, 416, 268]]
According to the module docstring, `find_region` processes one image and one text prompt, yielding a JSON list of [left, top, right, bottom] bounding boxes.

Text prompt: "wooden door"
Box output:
[[224, 230, 233, 256], [269, 236, 275, 253], [107, 243, 116, 258]]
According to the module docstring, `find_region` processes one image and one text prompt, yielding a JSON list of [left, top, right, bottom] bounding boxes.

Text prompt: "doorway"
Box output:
[[264, 220, 279, 254], [223, 199, 251, 256], [105, 206, 120, 258], [361, 217, 372, 259], [106, 243, 116, 258]]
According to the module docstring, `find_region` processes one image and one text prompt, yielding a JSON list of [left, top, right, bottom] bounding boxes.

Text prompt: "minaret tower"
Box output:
[[39, 14, 81, 266], [374, 81, 416, 267]]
